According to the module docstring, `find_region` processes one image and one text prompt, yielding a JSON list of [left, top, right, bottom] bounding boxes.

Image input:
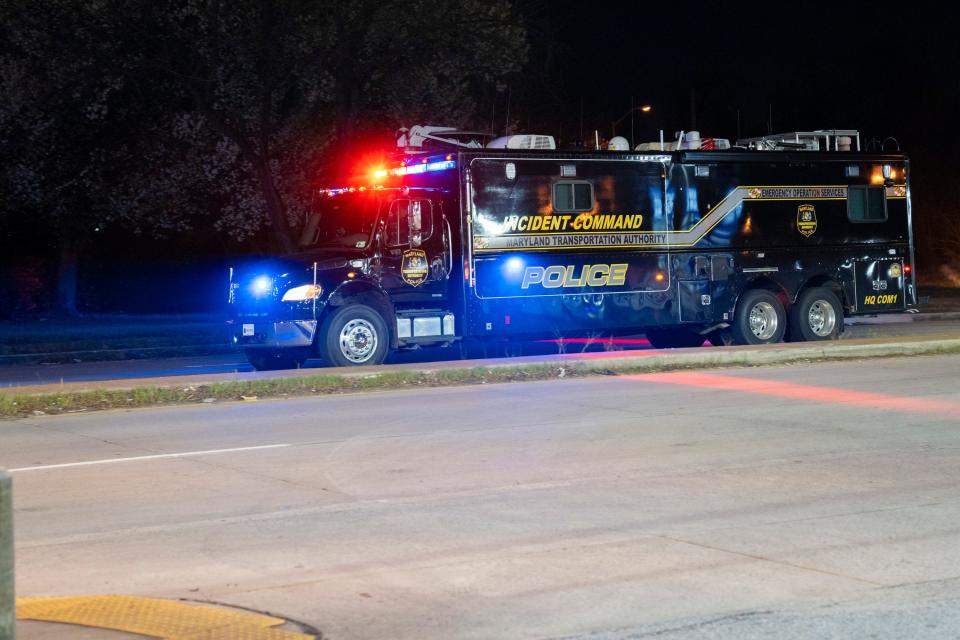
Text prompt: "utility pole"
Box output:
[[505, 87, 512, 134], [690, 88, 696, 130], [579, 96, 584, 142]]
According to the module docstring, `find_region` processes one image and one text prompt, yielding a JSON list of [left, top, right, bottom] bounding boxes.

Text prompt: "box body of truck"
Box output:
[[229, 141, 914, 368]]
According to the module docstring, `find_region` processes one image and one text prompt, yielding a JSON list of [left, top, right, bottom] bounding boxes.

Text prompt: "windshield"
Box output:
[[299, 193, 382, 249]]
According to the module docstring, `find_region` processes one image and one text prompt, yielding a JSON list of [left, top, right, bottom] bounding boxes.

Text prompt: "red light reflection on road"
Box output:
[[625, 371, 960, 417], [538, 338, 652, 346]]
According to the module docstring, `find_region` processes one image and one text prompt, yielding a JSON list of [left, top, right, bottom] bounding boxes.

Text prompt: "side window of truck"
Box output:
[[386, 199, 433, 247], [847, 186, 887, 222], [552, 180, 594, 213]]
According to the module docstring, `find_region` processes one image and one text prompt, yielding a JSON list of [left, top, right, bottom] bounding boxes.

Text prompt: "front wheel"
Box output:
[[731, 289, 787, 345], [318, 304, 390, 367], [789, 287, 843, 342]]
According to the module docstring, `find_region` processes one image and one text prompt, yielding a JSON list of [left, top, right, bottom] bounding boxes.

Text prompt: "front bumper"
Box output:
[[232, 319, 318, 349]]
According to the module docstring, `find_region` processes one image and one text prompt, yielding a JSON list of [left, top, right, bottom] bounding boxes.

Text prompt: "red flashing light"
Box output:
[[904, 264, 912, 273]]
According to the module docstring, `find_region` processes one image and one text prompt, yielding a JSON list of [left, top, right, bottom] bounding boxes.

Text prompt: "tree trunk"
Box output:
[[56, 235, 80, 317], [253, 159, 294, 254]]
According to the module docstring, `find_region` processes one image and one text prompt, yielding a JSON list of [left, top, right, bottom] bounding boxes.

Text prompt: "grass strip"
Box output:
[[3, 340, 960, 420]]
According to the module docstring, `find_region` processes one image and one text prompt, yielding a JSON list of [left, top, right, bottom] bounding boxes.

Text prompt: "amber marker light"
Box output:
[[655, 272, 665, 282]]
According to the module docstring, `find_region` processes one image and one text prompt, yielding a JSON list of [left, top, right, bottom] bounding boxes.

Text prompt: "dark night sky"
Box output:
[[521, 1, 958, 155]]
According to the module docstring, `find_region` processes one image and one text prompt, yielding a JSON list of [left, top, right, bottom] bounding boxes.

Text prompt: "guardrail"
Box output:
[[1, 469, 12, 639]]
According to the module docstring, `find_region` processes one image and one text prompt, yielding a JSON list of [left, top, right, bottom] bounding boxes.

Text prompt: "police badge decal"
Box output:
[[797, 204, 817, 237], [400, 249, 429, 286]]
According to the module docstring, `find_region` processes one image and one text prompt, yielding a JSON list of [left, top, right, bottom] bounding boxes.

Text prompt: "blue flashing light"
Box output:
[[390, 158, 456, 177], [502, 256, 525, 280], [251, 276, 273, 297]]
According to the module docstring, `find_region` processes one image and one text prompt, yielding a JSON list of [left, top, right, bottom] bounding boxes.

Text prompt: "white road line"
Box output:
[[7, 443, 291, 473]]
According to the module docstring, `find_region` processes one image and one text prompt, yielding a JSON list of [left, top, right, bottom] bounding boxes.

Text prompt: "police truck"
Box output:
[[229, 126, 915, 369]]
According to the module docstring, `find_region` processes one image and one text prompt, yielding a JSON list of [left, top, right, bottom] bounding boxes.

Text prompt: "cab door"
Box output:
[[378, 197, 451, 304]]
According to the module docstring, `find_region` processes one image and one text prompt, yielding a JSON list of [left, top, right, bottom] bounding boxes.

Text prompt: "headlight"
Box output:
[[281, 284, 323, 302]]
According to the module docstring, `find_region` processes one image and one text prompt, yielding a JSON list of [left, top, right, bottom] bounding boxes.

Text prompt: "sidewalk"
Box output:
[[17, 619, 145, 639]]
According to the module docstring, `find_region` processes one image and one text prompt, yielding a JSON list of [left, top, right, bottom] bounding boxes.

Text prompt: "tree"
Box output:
[[323, 0, 528, 140], [1, 0, 528, 313], [135, 0, 527, 252], [0, 0, 163, 315]]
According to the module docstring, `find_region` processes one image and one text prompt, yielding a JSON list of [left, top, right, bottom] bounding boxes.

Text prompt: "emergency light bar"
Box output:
[[321, 155, 456, 196], [389, 157, 456, 176]]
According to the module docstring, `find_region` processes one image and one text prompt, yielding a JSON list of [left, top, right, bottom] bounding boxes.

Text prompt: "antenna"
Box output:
[[505, 87, 512, 135]]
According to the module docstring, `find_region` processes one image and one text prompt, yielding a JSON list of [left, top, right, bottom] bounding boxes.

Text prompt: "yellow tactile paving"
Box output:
[[16, 595, 313, 639]]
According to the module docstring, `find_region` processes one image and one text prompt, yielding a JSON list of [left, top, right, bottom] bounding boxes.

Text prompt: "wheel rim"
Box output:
[[807, 299, 837, 337], [748, 301, 779, 340], [339, 318, 378, 363]]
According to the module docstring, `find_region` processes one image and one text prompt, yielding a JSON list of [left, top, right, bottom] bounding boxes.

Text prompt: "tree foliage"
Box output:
[[0, 0, 528, 311]]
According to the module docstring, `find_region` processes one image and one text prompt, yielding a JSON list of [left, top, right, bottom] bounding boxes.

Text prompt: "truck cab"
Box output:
[[230, 163, 461, 370]]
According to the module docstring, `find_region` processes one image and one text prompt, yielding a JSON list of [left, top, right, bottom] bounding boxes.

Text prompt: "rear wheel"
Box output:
[[731, 289, 786, 345], [645, 327, 705, 349], [789, 287, 843, 342], [245, 349, 306, 371], [319, 304, 390, 367]]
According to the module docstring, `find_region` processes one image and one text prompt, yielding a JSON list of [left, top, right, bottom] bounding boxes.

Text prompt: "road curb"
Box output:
[[846, 311, 960, 324], [411, 337, 960, 380], [1, 336, 959, 419]]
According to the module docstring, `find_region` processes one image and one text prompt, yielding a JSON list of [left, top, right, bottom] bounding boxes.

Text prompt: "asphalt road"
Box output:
[[4, 354, 960, 638], [1, 317, 959, 388]]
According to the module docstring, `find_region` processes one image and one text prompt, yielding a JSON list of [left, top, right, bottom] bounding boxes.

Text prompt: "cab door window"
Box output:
[[386, 199, 434, 247]]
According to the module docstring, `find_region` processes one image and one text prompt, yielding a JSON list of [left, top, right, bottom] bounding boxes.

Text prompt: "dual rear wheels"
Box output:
[[731, 287, 842, 345], [647, 287, 843, 350]]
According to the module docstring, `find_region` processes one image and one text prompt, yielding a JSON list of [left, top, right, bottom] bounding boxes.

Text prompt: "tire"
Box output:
[[318, 304, 390, 367], [731, 289, 787, 345], [645, 327, 705, 349], [789, 287, 843, 342], [245, 349, 306, 371]]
